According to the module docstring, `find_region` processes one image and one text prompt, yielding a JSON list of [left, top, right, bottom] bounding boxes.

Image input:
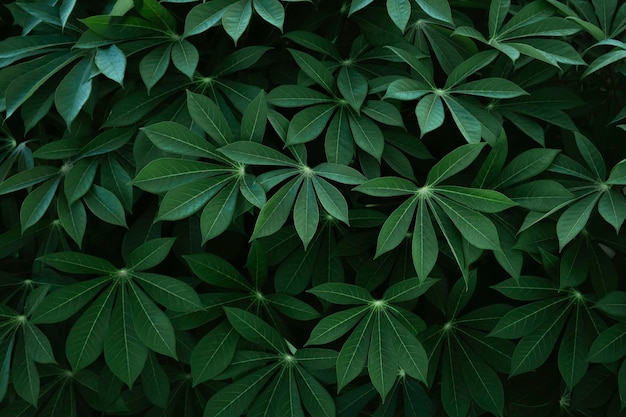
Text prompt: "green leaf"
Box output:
[[200, 181, 239, 242], [139, 43, 171, 93], [134, 0, 177, 31], [452, 78, 528, 98], [187, 91, 234, 146], [20, 177, 59, 232], [128, 282, 177, 358], [306, 306, 369, 345], [387, 0, 411, 32], [508, 180, 574, 211], [595, 291, 626, 318], [30, 277, 109, 324], [490, 298, 567, 339], [203, 365, 277, 417], [95, 45, 126, 85], [598, 188, 626, 233], [442, 96, 482, 144], [415, 0, 452, 23], [294, 178, 319, 249], [434, 196, 501, 250], [593, 0, 616, 32], [133, 158, 228, 193], [241, 90, 268, 142], [104, 285, 148, 387], [354, 176, 418, 197], [265, 293, 320, 321], [436, 186, 516, 213], [253, 176, 302, 240], [214, 46, 272, 76], [5, 51, 81, 118], [142, 121, 220, 159], [510, 306, 569, 376], [295, 366, 335, 417], [38, 251, 117, 275], [456, 338, 505, 416], [556, 193, 601, 250], [133, 272, 202, 312], [222, 0, 253, 44], [376, 195, 418, 257], [156, 177, 229, 221], [383, 277, 438, 303], [254, 0, 285, 30], [288, 49, 336, 94], [588, 322, 626, 363], [311, 176, 350, 224], [142, 352, 170, 408], [79, 128, 134, 158], [23, 324, 55, 364], [287, 104, 336, 145], [267, 85, 333, 108], [308, 283, 373, 305], [101, 157, 134, 213], [441, 344, 471, 417], [191, 321, 239, 385], [184, 253, 250, 290], [66, 285, 116, 372], [426, 143, 485, 186], [184, 0, 230, 37], [574, 132, 606, 180], [171, 40, 199, 79], [337, 67, 368, 112], [489, 0, 510, 38], [219, 141, 298, 167], [337, 312, 373, 391], [361, 100, 405, 128], [412, 201, 438, 280], [608, 158, 626, 184], [491, 276, 559, 301], [64, 158, 98, 204], [127, 238, 175, 271], [350, 113, 385, 161], [416, 94, 445, 137], [384, 312, 428, 383], [384, 78, 432, 101], [83, 185, 128, 227], [0, 166, 59, 195], [368, 312, 397, 401], [12, 337, 38, 406], [57, 193, 87, 247], [54, 56, 93, 126], [225, 307, 285, 352], [558, 306, 588, 388], [313, 163, 366, 185], [495, 148, 560, 188]]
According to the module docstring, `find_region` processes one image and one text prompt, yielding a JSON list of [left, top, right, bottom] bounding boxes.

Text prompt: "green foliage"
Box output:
[[1, 0, 626, 416]]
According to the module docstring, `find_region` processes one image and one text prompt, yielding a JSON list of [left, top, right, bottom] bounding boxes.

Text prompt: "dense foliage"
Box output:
[[1, 0, 626, 416]]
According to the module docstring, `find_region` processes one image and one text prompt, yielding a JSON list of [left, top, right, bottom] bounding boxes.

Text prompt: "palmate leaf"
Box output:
[[308, 283, 373, 305], [253, 176, 303, 240], [384, 312, 428, 383], [133, 272, 202, 312], [306, 306, 370, 346]]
